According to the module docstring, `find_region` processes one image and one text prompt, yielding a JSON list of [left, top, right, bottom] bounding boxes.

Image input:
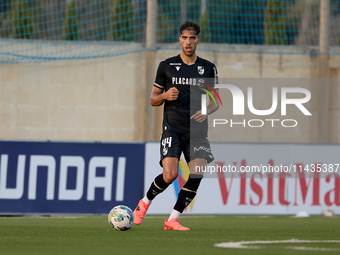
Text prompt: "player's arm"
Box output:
[[151, 60, 179, 106], [150, 86, 179, 106], [207, 89, 220, 115], [191, 90, 220, 122], [192, 63, 219, 122]]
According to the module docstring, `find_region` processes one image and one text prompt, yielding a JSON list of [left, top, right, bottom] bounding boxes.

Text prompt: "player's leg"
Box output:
[[177, 158, 205, 215], [133, 172, 169, 225], [164, 134, 213, 230], [164, 158, 205, 231], [171, 160, 204, 217], [134, 132, 180, 225], [140, 157, 178, 207]]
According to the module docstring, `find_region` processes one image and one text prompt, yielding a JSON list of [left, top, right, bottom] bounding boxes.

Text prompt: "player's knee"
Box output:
[[163, 171, 178, 184]]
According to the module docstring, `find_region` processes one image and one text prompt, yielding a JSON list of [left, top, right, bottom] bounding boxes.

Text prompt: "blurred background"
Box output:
[[0, 0, 339, 143], [1, 0, 340, 59]]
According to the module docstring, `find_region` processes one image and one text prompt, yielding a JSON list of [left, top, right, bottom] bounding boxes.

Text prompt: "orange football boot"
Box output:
[[164, 218, 190, 231], [133, 199, 150, 225]]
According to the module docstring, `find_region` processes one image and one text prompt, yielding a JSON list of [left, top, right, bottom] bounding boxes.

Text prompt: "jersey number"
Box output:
[[161, 137, 172, 156]]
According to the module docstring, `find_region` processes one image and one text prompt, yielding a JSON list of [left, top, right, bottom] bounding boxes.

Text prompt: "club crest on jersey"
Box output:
[[197, 66, 204, 75]]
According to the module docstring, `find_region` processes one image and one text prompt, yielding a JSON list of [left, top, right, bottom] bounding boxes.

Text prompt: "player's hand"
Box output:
[[191, 110, 207, 123], [163, 87, 179, 101]]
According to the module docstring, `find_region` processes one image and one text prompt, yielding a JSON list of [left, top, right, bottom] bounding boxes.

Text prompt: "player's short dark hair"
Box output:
[[179, 21, 200, 36]]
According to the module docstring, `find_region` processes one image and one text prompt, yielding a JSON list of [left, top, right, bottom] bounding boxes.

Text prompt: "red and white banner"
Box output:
[[144, 143, 340, 215]]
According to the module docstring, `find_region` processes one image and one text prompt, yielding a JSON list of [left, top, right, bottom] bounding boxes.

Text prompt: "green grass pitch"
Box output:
[[1, 215, 340, 255]]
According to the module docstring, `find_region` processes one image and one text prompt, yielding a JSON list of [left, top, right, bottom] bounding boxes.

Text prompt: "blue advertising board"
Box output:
[[0, 141, 145, 214]]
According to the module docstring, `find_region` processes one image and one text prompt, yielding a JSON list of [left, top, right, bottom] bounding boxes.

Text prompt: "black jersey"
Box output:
[[154, 54, 218, 134]]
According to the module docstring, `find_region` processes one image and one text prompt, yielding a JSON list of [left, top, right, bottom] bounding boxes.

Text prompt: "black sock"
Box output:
[[174, 189, 196, 213], [173, 174, 203, 213], [146, 174, 170, 201]]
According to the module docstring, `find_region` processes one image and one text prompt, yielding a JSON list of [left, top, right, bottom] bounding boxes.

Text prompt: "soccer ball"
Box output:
[[108, 205, 134, 231]]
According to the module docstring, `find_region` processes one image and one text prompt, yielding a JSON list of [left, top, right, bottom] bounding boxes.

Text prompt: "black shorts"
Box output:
[[159, 131, 214, 167]]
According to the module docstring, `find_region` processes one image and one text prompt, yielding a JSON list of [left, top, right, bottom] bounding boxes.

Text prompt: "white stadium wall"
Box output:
[[1, 44, 340, 143]]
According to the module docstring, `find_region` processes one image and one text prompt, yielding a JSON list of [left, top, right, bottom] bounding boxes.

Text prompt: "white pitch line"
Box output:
[[215, 239, 340, 250], [286, 246, 340, 251], [0, 237, 30, 239]]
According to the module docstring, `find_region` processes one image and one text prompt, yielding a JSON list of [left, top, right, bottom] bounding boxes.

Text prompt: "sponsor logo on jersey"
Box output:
[[169, 63, 182, 65], [197, 66, 204, 75], [194, 146, 211, 152], [175, 66, 181, 71], [172, 77, 200, 86]]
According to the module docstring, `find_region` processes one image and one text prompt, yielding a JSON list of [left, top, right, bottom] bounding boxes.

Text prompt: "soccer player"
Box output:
[[133, 21, 219, 231]]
